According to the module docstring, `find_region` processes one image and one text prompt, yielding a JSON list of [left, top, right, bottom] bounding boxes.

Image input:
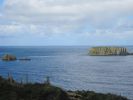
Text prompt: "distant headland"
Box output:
[[89, 46, 133, 56]]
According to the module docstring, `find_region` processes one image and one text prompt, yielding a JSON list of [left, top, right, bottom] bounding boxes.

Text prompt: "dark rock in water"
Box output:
[[128, 53, 133, 55], [18, 58, 31, 61], [2, 54, 17, 61], [89, 47, 129, 56]]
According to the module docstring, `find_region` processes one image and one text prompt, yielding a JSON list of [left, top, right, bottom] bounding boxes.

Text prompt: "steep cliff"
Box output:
[[89, 47, 128, 56]]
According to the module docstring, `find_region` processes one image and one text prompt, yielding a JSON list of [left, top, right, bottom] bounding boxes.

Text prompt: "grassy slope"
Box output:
[[0, 76, 69, 100], [0, 76, 128, 100]]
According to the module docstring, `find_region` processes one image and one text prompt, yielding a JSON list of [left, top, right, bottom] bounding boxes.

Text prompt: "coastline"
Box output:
[[0, 75, 128, 100], [0, 46, 133, 99]]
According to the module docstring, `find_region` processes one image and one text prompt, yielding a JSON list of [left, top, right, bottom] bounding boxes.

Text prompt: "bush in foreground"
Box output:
[[0, 76, 128, 100]]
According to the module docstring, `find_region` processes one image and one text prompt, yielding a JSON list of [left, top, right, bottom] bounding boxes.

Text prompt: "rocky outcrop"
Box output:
[[1, 54, 31, 61], [18, 58, 31, 61], [67, 91, 128, 100], [89, 47, 128, 56], [2, 54, 17, 61]]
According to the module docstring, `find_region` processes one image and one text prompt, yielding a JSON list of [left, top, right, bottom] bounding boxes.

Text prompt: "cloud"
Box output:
[[0, 0, 133, 45], [2, 0, 133, 21]]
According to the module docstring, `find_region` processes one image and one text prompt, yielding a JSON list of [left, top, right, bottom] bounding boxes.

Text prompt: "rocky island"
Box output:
[[2, 54, 17, 61], [1, 54, 31, 61], [89, 47, 130, 56]]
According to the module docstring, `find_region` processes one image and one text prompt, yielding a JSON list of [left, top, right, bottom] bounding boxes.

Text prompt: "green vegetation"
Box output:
[[89, 47, 128, 56], [0, 76, 128, 100], [0, 76, 69, 100]]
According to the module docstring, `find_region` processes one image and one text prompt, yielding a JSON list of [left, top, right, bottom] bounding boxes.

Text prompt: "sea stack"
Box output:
[[2, 54, 17, 61], [89, 47, 128, 56]]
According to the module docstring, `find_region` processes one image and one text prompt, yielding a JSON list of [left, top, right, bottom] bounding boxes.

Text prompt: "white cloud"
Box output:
[[3, 0, 133, 23], [0, 0, 133, 40], [4, 0, 133, 16]]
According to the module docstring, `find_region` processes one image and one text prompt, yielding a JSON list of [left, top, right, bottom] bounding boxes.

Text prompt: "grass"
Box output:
[[0, 76, 129, 100], [0, 76, 69, 100]]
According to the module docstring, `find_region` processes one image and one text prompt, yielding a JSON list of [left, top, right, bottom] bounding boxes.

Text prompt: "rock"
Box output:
[[18, 58, 31, 61], [89, 47, 128, 56], [2, 54, 17, 61], [67, 91, 81, 100]]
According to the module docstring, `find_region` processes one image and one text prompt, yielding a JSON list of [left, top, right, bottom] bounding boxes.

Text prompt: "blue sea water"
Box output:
[[0, 46, 133, 99]]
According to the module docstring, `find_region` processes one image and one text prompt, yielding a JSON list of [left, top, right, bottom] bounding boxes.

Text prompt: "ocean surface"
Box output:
[[0, 46, 133, 99]]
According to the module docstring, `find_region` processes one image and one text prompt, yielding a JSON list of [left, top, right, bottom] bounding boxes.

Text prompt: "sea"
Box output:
[[0, 46, 133, 99]]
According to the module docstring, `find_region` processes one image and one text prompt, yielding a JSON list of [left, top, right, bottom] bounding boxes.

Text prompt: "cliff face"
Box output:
[[89, 47, 128, 56]]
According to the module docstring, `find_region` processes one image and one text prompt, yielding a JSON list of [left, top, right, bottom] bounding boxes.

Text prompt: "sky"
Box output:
[[0, 0, 133, 46]]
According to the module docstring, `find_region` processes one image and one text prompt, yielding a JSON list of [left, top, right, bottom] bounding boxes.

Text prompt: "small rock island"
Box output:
[[89, 47, 130, 56], [1, 54, 31, 61], [2, 54, 17, 61]]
